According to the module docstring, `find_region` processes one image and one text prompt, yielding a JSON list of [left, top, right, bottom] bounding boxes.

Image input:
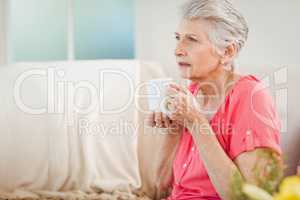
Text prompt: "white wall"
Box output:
[[234, 0, 300, 67], [0, 0, 7, 66], [135, 0, 181, 78], [135, 0, 300, 75]]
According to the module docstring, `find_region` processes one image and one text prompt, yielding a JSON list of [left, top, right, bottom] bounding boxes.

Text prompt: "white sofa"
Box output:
[[0, 60, 174, 200], [0, 61, 298, 199]]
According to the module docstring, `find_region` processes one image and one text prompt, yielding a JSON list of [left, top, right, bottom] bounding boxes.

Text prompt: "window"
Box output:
[[7, 0, 135, 62], [74, 0, 134, 59]]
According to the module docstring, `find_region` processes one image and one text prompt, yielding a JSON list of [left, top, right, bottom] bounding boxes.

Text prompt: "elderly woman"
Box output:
[[147, 0, 283, 200]]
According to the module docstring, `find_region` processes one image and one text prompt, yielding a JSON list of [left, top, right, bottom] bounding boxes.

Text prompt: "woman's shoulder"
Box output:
[[233, 74, 261, 92], [231, 74, 272, 101], [229, 74, 280, 128], [228, 74, 278, 120]]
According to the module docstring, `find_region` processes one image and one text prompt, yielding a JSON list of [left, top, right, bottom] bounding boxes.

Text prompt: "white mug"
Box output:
[[146, 78, 175, 116]]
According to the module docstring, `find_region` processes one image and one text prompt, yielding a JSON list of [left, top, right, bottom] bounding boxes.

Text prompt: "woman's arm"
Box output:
[[146, 111, 183, 192], [188, 120, 241, 199], [188, 119, 283, 200]]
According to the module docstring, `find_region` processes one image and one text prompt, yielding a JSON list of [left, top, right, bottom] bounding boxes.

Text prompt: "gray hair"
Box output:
[[181, 0, 249, 55]]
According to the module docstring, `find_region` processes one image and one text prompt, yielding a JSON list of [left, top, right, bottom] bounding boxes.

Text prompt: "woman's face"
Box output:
[[175, 19, 222, 80]]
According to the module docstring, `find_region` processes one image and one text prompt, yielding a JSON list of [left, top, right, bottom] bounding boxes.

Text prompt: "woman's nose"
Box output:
[[175, 43, 187, 57]]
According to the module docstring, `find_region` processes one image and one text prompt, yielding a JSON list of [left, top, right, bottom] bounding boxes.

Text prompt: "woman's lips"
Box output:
[[178, 62, 191, 68]]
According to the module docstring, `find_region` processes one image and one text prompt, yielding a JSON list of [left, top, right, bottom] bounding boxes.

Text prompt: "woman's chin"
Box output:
[[179, 70, 192, 79]]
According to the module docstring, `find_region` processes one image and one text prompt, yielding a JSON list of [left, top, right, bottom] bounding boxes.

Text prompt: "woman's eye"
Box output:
[[188, 37, 197, 42]]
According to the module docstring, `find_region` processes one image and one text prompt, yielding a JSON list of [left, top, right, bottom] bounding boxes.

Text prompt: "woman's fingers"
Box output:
[[154, 112, 161, 127], [170, 120, 183, 131], [154, 112, 164, 128], [168, 93, 186, 110], [146, 111, 155, 127], [147, 111, 184, 131], [152, 112, 177, 129], [169, 83, 189, 94], [149, 106, 189, 129], [169, 111, 180, 121], [167, 87, 188, 104], [166, 86, 179, 97], [163, 113, 171, 127]]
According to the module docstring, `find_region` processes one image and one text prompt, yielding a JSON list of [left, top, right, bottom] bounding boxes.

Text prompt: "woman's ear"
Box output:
[[220, 42, 238, 65]]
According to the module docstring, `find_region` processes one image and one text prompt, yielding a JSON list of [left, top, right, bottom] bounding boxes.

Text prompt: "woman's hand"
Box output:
[[166, 83, 207, 129], [146, 111, 183, 133]]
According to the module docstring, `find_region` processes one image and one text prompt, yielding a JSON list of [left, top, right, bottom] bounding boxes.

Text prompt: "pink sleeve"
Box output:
[[228, 82, 282, 160]]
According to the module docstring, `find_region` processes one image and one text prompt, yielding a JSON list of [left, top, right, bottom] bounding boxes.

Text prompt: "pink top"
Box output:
[[166, 75, 282, 200]]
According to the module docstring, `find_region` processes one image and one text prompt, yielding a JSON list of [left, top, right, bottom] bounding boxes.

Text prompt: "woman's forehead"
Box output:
[[176, 19, 210, 38]]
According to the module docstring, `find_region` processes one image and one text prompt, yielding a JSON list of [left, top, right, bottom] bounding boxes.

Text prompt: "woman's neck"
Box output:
[[192, 68, 235, 107]]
